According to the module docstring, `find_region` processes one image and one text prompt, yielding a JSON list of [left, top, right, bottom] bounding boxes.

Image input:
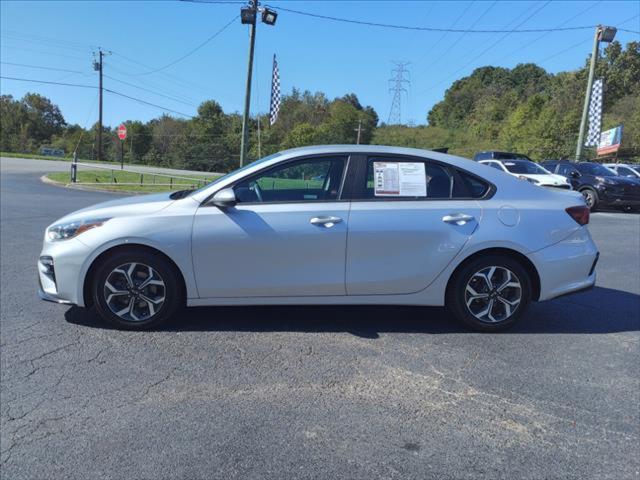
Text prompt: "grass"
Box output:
[[1, 151, 91, 162], [47, 170, 219, 193]]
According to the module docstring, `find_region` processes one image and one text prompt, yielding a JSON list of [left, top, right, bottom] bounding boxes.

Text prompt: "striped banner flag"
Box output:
[[269, 54, 281, 126], [585, 78, 603, 147]]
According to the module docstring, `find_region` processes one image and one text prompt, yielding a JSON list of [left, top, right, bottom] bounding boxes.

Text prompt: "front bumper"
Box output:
[[38, 281, 75, 304], [37, 237, 91, 306], [597, 185, 640, 207], [529, 227, 599, 301]]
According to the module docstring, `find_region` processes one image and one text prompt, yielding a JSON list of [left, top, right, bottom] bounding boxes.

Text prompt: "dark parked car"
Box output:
[[542, 160, 640, 211], [474, 151, 532, 162]]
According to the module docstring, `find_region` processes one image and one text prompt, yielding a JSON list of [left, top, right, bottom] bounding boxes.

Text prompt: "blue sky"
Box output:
[[1, 0, 638, 128]]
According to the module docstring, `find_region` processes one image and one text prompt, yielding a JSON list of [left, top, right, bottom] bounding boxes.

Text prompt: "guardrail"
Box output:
[[70, 161, 212, 189]]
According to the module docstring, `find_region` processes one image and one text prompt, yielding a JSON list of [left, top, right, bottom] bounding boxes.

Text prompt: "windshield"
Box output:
[[502, 160, 549, 175], [631, 165, 640, 173], [187, 152, 282, 196], [576, 163, 617, 176]]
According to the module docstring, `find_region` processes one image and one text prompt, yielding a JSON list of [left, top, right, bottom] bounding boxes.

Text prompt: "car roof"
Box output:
[[190, 144, 509, 203]]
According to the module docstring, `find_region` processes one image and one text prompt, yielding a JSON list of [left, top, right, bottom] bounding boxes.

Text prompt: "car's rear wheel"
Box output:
[[580, 188, 598, 211], [92, 249, 183, 330], [446, 255, 532, 332]]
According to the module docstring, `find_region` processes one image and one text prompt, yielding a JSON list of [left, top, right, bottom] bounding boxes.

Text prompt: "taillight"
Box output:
[[566, 205, 590, 225]]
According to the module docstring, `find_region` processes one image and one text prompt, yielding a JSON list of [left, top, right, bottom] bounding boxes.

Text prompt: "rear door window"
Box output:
[[359, 157, 490, 200]]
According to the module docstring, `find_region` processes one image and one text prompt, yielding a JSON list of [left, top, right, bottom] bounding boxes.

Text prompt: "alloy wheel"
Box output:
[[582, 190, 595, 208], [103, 262, 166, 322], [464, 266, 522, 323]]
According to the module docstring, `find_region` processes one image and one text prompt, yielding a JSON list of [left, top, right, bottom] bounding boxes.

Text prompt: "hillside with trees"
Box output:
[[1, 40, 638, 171], [374, 40, 640, 160]]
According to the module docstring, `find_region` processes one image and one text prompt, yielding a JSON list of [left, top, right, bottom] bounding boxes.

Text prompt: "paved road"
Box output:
[[0, 156, 221, 177], [1, 159, 639, 480]]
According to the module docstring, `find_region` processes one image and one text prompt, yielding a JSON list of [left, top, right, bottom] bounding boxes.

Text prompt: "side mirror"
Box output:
[[212, 188, 237, 208], [570, 171, 581, 179]]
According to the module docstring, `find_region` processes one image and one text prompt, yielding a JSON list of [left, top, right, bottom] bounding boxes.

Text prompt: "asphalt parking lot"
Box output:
[[1, 158, 639, 480]]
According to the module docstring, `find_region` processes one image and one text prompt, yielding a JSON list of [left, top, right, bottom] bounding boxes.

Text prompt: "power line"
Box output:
[[416, 1, 552, 95], [0, 76, 194, 118], [103, 74, 198, 107], [105, 62, 203, 104], [0, 76, 96, 89], [130, 14, 239, 75], [0, 44, 86, 60], [263, 3, 601, 34], [109, 52, 213, 95], [0, 61, 85, 74], [499, 0, 602, 63], [1, 30, 96, 50], [422, 1, 497, 72], [538, 14, 639, 64], [104, 89, 194, 118], [413, 1, 477, 68]]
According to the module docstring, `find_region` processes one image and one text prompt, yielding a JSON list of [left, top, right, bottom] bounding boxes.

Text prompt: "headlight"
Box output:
[[519, 176, 539, 184], [47, 218, 111, 241], [595, 176, 616, 185]]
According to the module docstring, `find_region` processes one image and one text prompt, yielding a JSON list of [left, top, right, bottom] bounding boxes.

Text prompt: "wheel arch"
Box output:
[[82, 243, 187, 308], [446, 247, 541, 301]]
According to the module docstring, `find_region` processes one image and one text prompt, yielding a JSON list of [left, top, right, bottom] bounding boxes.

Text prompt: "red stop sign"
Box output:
[[117, 123, 127, 140]]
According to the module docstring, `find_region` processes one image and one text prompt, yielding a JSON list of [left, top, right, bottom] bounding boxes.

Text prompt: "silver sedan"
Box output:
[[38, 145, 598, 332]]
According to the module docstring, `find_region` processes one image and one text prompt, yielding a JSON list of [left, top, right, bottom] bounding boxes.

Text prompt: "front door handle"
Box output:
[[310, 216, 343, 228], [442, 213, 475, 225]]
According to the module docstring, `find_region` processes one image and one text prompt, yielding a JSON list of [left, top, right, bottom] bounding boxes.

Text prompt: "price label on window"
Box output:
[[374, 162, 426, 197]]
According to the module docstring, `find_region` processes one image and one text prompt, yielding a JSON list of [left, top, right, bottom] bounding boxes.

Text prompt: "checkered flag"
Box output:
[[269, 54, 281, 126], [585, 78, 603, 147]]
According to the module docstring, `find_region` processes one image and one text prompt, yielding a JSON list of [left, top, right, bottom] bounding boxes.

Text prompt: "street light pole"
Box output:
[[575, 27, 601, 162], [575, 25, 617, 161], [239, 0, 258, 168]]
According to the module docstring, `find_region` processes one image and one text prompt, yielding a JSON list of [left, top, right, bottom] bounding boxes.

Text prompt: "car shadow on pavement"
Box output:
[[64, 286, 639, 337]]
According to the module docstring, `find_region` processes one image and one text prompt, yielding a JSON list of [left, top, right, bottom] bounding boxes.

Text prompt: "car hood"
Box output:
[[52, 191, 179, 225], [519, 173, 568, 186], [606, 176, 640, 186]]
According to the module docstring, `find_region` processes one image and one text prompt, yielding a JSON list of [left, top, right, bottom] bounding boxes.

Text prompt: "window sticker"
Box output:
[[374, 162, 427, 197]]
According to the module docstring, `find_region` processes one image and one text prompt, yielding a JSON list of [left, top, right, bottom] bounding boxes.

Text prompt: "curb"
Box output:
[[40, 175, 140, 195]]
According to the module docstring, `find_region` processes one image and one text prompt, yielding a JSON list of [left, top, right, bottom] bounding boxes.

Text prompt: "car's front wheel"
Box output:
[[580, 187, 599, 211], [92, 249, 183, 329], [446, 255, 532, 332]]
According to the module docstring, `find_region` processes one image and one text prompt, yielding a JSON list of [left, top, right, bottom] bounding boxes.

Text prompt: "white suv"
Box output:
[[479, 159, 572, 189]]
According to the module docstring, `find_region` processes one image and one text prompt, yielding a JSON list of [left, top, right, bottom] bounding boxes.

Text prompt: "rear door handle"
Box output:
[[310, 216, 343, 228], [442, 213, 475, 225]]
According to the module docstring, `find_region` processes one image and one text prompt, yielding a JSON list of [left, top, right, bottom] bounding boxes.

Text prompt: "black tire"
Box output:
[[92, 249, 183, 330], [580, 187, 599, 212], [446, 255, 532, 332]]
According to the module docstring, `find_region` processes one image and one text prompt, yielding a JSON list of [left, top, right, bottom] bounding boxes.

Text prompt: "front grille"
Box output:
[[549, 184, 571, 190]]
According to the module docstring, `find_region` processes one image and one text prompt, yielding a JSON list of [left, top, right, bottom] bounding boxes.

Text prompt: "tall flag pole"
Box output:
[[585, 78, 603, 147], [269, 54, 281, 126]]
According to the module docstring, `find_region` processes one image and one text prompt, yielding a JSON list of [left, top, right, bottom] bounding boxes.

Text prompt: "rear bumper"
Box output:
[[529, 227, 599, 301]]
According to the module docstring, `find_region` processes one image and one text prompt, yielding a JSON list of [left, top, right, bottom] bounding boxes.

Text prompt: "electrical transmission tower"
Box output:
[[387, 62, 410, 125]]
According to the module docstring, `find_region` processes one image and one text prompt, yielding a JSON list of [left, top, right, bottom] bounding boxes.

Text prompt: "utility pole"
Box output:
[[94, 50, 104, 162], [239, 0, 258, 167], [238, 2, 278, 167], [355, 119, 364, 144], [575, 25, 617, 161], [93, 49, 110, 162], [388, 62, 410, 125]]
